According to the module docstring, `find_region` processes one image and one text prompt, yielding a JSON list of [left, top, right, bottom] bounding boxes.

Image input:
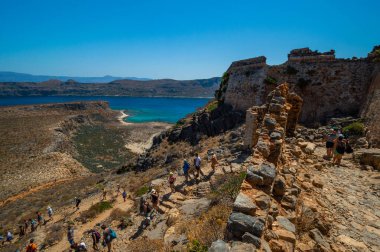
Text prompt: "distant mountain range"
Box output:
[[0, 77, 221, 98], [0, 71, 150, 83]]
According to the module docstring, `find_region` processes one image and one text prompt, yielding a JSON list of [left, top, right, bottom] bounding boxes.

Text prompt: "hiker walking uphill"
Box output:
[[102, 188, 107, 201], [26, 239, 37, 252], [333, 135, 346, 166], [89, 229, 100, 250], [101, 224, 117, 252], [47, 206, 53, 220], [168, 172, 176, 193], [122, 189, 127, 202], [75, 197, 81, 210], [183, 159, 192, 183], [150, 189, 159, 211], [194, 153, 205, 179], [210, 153, 219, 171], [324, 129, 337, 158], [67, 226, 75, 246]]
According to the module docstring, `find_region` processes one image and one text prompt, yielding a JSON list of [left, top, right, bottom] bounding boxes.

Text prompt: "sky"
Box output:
[[0, 0, 379, 80]]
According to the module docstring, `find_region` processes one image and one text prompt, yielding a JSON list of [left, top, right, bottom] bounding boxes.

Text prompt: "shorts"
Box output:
[[326, 141, 334, 148], [195, 165, 201, 170]]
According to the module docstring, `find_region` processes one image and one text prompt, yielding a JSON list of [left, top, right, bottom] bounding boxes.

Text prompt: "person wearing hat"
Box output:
[[150, 189, 159, 210], [333, 135, 346, 166], [168, 172, 176, 193]]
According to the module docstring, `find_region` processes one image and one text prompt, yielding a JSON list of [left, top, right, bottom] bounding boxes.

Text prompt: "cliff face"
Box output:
[[220, 47, 379, 127]]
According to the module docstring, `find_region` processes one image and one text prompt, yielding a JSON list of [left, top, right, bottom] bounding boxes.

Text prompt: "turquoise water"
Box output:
[[0, 96, 211, 123]]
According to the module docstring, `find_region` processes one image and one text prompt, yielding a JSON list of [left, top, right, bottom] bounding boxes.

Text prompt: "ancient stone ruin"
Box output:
[[226, 83, 304, 250]]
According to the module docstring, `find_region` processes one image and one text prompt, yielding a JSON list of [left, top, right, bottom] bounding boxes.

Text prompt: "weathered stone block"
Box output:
[[227, 212, 265, 239]]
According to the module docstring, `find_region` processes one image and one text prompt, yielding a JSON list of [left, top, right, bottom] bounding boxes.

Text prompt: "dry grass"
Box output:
[[43, 223, 64, 247], [128, 238, 171, 252], [180, 203, 232, 248]]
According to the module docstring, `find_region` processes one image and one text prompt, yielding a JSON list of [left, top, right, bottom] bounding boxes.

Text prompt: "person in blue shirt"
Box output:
[[183, 159, 191, 183]]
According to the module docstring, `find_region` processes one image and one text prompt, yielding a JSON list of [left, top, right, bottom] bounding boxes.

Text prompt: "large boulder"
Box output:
[[233, 192, 257, 215], [242, 232, 261, 247], [227, 212, 265, 239], [354, 148, 380, 170]]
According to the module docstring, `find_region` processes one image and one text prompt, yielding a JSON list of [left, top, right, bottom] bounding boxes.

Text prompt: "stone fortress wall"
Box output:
[[220, 46, 380, 147]]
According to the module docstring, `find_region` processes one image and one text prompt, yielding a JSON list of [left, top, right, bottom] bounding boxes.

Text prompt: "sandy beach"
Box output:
[[117, 110, 172, 154]]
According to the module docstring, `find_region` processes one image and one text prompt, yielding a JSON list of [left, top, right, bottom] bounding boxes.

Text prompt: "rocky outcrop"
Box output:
[[216, 46, 380, 146], [158, 104, 244, 145]]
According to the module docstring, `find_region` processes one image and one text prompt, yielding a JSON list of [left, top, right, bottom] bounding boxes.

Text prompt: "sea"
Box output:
[[0, 96, 211, 123]]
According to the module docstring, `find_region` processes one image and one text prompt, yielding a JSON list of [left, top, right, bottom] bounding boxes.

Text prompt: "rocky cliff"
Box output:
[[217, 46, 380, 146]]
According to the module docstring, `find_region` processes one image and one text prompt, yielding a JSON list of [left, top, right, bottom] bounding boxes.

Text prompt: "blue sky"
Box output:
[[0, 0, 379, 79]]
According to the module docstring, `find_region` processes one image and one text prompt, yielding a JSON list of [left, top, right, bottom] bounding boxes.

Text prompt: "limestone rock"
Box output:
[[276, 216, 296, 233], [248, 162, 276, 186], [336, 235, 369, 251], [273, 175, 286, 196], [230, 241, 257, 252], [242, 232, 261, 247], [233, 192, 257, 215], [166, 208, 180, 226], [312, 178, 324, 188], [246, 171, 264, 186], [310, 228, 330, 249], [274, 229, 296, 244], [209, 240, 231, 252], [303, 142, 316, 154], [227, 212, 265, 238], [255, 194, 271, 210]]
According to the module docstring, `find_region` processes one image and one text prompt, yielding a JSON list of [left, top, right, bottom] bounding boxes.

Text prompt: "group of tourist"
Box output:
[[182, 153, 218, 183], [66, 224, 117, 252], [324, 127, 352, 166]]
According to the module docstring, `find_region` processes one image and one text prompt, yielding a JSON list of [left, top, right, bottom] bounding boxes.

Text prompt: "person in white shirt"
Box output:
[[193, 153, 205, 179]]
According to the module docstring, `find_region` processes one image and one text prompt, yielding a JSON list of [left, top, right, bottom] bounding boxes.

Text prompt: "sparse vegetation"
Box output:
[[343, 122, 365, 136], [183, 203, 232, 249], [43, 223, 64, 247], [128, 238, 171, 252], [80, 201, 113, 220], [73, 125, 132, 172], [208, 172, 246, 204], [264, 76, 278, 85], [215, 72, 230, 102], [205, 100, 218, 112], [135, 185, 149, 197]]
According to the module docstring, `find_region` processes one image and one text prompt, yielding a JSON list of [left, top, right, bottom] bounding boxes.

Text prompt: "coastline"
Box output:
[[117, 110, 172, 154], [117, 110, 132, 125]]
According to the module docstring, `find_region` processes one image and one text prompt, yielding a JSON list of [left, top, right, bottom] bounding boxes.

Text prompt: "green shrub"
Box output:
[[264, 76, 277, 85], [206, 101, 218, 112], [80, 201, 113, 219], [343, 122, 365, 136], [188, 239, 208, 252], [285, 65, 298, 75], [135, 185, 149, 197]]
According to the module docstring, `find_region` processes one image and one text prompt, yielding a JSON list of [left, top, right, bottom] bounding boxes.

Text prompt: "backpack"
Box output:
[[169, 176, 175, 183], [26, 244, 37, 252], [94, 231, 101, 241], [109, 228, 117, 240], [345, 143, 353, 154]]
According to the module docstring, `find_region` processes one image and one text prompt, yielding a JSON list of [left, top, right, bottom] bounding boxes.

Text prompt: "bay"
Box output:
[[0, 96, 211, 123]]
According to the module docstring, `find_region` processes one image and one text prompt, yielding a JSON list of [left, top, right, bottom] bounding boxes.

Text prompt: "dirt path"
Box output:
[[46, 195, 133, 252], [309, 146, 380, 251]]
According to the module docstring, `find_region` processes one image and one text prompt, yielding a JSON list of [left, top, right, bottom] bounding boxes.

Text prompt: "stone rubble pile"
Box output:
[[220, 83, 304, 251]]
